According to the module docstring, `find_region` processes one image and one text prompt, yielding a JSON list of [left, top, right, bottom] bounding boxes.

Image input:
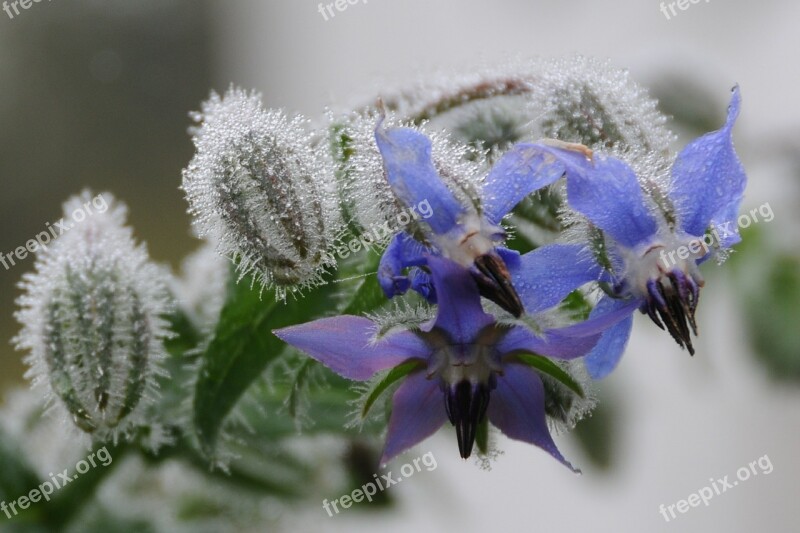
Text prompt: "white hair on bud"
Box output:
[[14, 192, 172, 445], [182, 87, 343, 299]]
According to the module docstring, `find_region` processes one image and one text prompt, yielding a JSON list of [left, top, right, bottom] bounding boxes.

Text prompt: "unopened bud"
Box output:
[[14, 192, 171, 441], [182, 87, 342, 297]]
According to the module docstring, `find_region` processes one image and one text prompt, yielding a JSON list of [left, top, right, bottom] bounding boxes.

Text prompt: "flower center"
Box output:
[[622, 238, 706, 354], [431, 212, 524, 317], [433, 212, 499, 267], [423, 327, 504, 458]]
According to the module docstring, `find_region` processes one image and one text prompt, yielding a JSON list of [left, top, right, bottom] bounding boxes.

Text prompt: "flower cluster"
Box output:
[[275, 86, 746, 467], [10, 58, 747, 477]]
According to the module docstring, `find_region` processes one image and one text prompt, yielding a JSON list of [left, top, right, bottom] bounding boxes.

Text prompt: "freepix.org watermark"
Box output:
[[659, 202, 774, 269], [0, 193, 108, 272], [317, 0, 368, 22], [658, 454, 773, 523], [2, 0, 54, 21], [659, 0, 711, 21], [325, 198, 433, 265], [322, 451, 437, 517], [1, 447, 113, 519]]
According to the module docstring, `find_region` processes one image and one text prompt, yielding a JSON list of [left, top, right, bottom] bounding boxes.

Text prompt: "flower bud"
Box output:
[[182, 87, 342, 297], [528, 56, 674, 155], [14, 192, 171, 441]]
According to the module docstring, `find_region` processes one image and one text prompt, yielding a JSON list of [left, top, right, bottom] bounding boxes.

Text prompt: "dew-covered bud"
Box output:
[[182, 87, 342, 297], [528, 56, 674, 155], [14, 192, 171, 442]]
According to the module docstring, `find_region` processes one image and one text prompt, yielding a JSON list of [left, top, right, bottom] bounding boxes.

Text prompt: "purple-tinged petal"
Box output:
[[513, 243, 604, 314], [565, 155, 658, 249], [426, 256, 494, 343], [381, 371, 447, 464], [496, 325, 599, 361], [582, 297, 636, 379], [274, 316, 430, 381], [496, 297, 638, 360], [482, 144, 568, 224], [670, 87, 746, 243], [378, 232, 430, 299], [524, 144, 658, 248], [488, 363, 577, 471], [375, 125, 465, 235]]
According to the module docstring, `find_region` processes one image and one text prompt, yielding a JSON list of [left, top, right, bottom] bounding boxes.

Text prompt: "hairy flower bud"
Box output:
[[182, 87, 342, 297], [14, 192, 171, 442], [528, 56, 674, 155]]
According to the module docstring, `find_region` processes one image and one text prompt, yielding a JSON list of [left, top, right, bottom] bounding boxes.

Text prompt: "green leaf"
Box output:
[[192, 272, 338, 457], [509, 352, 585, 398], [239, 372, 369, 440], [0, 427, 41, 506], [361, 360, 423, 419], [340, 272, 389, 316]]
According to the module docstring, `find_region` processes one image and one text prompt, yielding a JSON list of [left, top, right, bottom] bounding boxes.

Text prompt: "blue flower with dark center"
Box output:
[[274, 256, 629, 466], [496, 87, 746, 378], [374, 120, 565, 317]]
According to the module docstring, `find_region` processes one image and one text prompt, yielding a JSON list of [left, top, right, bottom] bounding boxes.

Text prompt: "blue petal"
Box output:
[[488, 363, 577, 471], [274, 317, 430, 381], [496, 296, 638, 361], [375, 124, 465, 235], [495, 246, 522, 271], [582, 297, 636, 379], [670, 87, 746, 244], [482, 144, 568, 224], [381, 371, 447, 464], [426, 256, 494, 344], [525, 144, 659, 248], [378, 232, 430, 299], [408, 268, 436, 303], [709, 204, 742, 249], [497, 324, 600, 360], [513, 243, 604, 314]]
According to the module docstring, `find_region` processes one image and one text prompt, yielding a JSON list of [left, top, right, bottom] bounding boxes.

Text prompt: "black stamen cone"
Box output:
[[645, 273, 700, 355], [473, 253, 524, 317], [444, 381, 491, 459]]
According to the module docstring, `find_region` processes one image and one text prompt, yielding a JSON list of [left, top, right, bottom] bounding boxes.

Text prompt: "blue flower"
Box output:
[[274, 256, 624, 466], [374, 120, 564, 317], [498, 87, 746, 378]]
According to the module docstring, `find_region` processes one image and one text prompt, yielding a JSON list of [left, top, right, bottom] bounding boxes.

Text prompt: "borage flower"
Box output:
[[375, 121, 564, 317], [497, 87, 746, 377], [275, 256, 629, 467]]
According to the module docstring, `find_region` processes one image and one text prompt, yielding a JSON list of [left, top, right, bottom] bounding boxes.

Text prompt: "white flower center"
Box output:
[[432, 212, 502, 268], [621, 231, 706, 298]]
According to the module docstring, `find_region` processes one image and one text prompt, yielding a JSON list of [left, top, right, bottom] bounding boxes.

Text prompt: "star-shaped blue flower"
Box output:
[[274, 256, 627, 466], [375, 120, 565, 317], [498, 87, 746, 378]]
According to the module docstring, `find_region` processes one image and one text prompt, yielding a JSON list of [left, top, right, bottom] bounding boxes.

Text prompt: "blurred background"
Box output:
[[1, 0, 798, 531]]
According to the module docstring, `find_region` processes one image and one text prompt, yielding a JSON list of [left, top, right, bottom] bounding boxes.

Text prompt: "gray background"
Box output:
[[1, 1, 798, 531]]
